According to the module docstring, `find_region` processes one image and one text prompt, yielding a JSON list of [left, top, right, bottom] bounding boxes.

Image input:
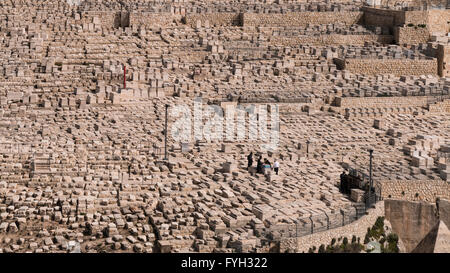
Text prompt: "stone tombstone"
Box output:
[[181, 142, 190, 153], [374, 119, 385, 130], [222, 162, 236, 173], [306, 139, 316, 155], [350, 189, 365, 202], [221, 144, 231, 153]]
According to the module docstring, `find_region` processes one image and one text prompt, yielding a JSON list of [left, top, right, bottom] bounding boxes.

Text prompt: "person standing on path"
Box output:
[[247, 152, 253, 171], [273, 159, 279, 175], [257, 156, 263, 174]]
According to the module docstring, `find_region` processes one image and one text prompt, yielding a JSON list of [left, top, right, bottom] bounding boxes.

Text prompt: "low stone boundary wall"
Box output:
[[394, 26, 430, 45], [438, 44, 450, 78], [242, 12, 363, 27], [269, 34, 393, 46], [362, 7, 404, 27], [130, 12, 177, 27], [428, 9, 450, 35], [334, 58, 438, 76], [379, 180, 450, 203], [280, 202, 384, 253], [267, 207, 359, 240], [183, 13, 241, 27], [261, 203, 369, 252], [362, 7, 450, 43], [334, 96, 429, 108]]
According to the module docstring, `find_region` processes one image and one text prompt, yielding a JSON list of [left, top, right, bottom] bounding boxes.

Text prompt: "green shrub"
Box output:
[[407, 23, 414, 27], [352, 235, 357, 244], [326, 245, 334, 253], [350, 243, 363, 253], [384, 233, 400, 253], [387, 233, 398, 244], [343, 243, 352, 253]]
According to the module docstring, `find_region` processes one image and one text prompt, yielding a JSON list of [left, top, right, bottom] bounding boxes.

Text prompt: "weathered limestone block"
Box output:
[[350, 189, 365, 202]]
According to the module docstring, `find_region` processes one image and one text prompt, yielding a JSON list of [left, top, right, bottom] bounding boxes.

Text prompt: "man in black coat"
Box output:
[[247, 152, 253, 171], [256, 156, 263, 174]]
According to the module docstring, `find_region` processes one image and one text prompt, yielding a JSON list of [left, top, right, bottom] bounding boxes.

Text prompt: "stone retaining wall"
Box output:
[[363, 7, 449, 28], [81, 11, 117, 28], [334, 96, 429, 108], [385, 199, 440, 252], [428, 9, 450, 35], [403, 10, 429, 26], [280, 202, 384, 253], [394, 26, 430, 45], [184, 13, 241, 27], [269, 34, 393, 46], [379, 180, 450, 203], [266, 205, 363, 243], [80, 11, 178, 28], [242, 12, 363, 27], [334, 58, 438, 76], [438, 44, 450, 78], [130, 12, 177, 27], [362, 7, 403, 27], [362, 7, 450, 43]]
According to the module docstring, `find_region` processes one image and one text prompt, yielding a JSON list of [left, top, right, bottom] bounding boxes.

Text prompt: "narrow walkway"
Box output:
[[295, 202, 385, 252]]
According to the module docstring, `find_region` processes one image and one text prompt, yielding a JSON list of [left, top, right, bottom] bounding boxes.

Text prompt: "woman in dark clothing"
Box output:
[[256, 156, 263, 174], [247, 152, 253, 170]]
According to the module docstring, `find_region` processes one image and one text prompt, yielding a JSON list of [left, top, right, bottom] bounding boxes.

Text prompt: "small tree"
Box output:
[[343, 237, 348, 245], [385, 233, 400, 253], [331, 238, 336, 246], [375, 217, 384, 229], [318, 244, 326, 253], [326, 245, 334, 253], [351, 235, 357, 244]]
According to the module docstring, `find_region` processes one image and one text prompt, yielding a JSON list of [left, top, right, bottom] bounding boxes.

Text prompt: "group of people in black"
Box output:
[[247, 152, 280, 175]]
